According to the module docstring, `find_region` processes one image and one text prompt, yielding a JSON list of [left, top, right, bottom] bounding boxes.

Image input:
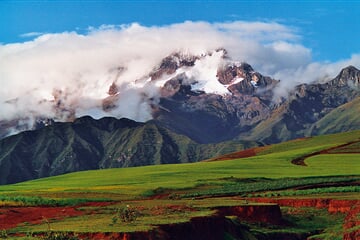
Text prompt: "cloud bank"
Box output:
[[0, 21, 359, 128]]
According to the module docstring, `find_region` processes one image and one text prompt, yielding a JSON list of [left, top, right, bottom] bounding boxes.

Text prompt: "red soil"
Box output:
[[0, 206, 82, 230], [249, 198, 358, 213], [207, 148, 257, 161], [343, 203, 360, 240], [0, 202, 112, 230], [150, 204, 196, 215], [216, 204, 283, 225]]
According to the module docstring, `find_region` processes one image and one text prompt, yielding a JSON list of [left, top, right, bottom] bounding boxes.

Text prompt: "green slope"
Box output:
[[0, 116, 257, 185], [1, 130, 359, 196], [310, 96, 360, 135]]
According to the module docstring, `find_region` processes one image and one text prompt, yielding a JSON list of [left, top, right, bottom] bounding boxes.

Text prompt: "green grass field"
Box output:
[[0, 130, 359, 239]]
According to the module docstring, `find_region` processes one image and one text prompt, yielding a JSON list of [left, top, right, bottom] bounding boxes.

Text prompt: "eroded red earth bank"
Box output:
[[249, 197, 360, 240], [1, 199, 358, 239], [0, 202, 112, 230]]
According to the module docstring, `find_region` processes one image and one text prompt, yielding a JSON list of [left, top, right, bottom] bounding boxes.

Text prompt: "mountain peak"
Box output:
[[331, 65, 360, 87]]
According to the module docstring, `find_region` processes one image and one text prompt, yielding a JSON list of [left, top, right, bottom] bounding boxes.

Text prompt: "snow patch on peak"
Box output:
[[153, 68, 188, 88], [231, 77, 245, 85], [223, 77, 245, 89], [185, 50, 230, 95]]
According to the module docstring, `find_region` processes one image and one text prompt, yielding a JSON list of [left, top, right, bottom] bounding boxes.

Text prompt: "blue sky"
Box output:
[[1, 0, 360, 62]]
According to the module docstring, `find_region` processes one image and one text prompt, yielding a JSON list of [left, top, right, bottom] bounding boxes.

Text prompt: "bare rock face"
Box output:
[[329, 65, 360, 87], [217, 62, 253, 85], [159, 73, 198, 99], [107, 82, 119, 96], [217, 62, 279, 95], [150, 53, 198, 81]]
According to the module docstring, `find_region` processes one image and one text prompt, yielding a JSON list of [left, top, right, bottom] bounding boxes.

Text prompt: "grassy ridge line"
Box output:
[[208, 130, 360, 162], [256, 130, 360, 155]]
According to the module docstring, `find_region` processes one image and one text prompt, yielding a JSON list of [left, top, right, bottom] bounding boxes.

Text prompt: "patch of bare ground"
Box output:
[[205, 146, 269, 162], [0, 202, 113, 230], [215, 204, 283, 225]]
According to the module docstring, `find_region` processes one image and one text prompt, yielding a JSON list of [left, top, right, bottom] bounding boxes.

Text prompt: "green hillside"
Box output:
[[310, 96, 360, 135], [0, 116, 257, 185], [2, 130, 359, 195]]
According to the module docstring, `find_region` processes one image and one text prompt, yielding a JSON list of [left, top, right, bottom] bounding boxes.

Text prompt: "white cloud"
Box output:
[[19, 32, 46, 38], [0, 21, 359, 127]]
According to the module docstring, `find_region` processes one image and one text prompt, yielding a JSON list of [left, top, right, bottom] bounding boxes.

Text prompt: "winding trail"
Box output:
[[291, 140, 360, 166]]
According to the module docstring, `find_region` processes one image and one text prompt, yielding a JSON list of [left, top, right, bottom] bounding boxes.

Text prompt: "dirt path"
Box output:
[[291, 140, 360, 166]]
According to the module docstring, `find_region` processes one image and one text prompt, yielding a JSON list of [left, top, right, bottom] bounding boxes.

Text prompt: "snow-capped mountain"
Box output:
[[0, 49, 360, 145], [0, 50, 360, 184]]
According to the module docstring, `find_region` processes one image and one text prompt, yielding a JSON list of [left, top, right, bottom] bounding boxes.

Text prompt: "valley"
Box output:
[[1, 3, 360, 239]]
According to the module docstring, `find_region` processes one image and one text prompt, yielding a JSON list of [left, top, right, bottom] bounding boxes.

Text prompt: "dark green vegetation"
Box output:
[[181, 176, 360, 198], [0, 116, 257, 184], [0, 130, 359, 239]]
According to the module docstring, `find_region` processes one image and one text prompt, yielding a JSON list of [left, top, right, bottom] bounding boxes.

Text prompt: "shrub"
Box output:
[[0, 229, 8, 239], [117, 205, 140, 223]]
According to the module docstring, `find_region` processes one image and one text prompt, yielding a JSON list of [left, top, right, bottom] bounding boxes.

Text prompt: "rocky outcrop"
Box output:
[[217, 62, 278, 95], [329, 65, 360, 88], [149, 52, 198, 81]]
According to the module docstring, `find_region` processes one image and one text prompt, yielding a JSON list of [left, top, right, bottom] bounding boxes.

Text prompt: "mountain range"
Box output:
[[150, 51, 360, 144], [0, 116, 257, 184], [0, 50, 359, 184]]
